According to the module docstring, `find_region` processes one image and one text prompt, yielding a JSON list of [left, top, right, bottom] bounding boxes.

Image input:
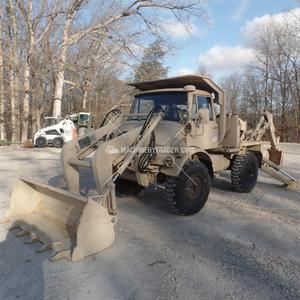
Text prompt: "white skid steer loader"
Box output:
[[2, 75, 299, 262], [34, 117, 77, 148]]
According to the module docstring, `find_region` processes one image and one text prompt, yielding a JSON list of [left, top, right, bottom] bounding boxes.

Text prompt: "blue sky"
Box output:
[[164, 0, 299, 79]]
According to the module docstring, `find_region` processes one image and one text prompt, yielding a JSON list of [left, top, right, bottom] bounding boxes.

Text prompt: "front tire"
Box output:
[[35, 136, 47, 148], [165, 160, 210, 215], [231, 152, 258, 193], [52, 137, 64, 148]]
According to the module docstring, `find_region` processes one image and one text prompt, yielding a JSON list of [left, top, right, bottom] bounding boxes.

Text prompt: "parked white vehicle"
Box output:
[[34, 117, 77, 148]]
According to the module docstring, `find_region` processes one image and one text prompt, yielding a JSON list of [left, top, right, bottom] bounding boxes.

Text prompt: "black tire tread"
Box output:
[[52, 137, 64, 148], [164, 160, 210, 215], [231, 152, 258, 193], [36, 136, 47, 148]]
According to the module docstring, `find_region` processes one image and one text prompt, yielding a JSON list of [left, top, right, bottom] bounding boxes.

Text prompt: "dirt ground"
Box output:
[[0, 143, 299, 300]]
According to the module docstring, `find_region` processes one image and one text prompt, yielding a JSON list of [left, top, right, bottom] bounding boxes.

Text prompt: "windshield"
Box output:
[[130, 92, 187, 121], [79, 114, 90, 124]]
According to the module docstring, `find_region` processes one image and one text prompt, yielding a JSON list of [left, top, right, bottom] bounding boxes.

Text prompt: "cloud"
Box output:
[[176, 68, 195, 76], [242, 8, 300, 41], [194, 8, 300, 76], [231, 0, 251, 21], [162, 21, 201, 38], [198, 45, 255, 73]]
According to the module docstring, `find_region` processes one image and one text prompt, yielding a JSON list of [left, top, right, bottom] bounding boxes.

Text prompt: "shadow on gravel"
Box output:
[[0, 225, 47, 300], [211, 177, 233, 192], [136, 188, 170, 214]]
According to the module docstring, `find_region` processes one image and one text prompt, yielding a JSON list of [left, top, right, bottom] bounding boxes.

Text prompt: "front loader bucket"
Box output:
[[3, 177, 116, 261]]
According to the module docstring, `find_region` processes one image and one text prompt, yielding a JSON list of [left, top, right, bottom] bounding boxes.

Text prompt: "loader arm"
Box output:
[[61, 110, 123, 194], [2, 107, 164, 262], [63, 108, 164, 260], [92, 110, 164, 214]]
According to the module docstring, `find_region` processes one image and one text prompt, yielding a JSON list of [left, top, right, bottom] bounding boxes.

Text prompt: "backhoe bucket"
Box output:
[[3, 177, 116, 261]]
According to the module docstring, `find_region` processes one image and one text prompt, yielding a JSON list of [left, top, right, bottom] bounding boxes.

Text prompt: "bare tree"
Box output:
[[220, 73, 241, 115], [17, 0, 57, 141], [51, 0, 207, 117], [227, 11, 300, 143], [0, 7, 5, 140], [6, 0, 20, 142], [197, 63, 212, 78], [0, 0, 207, 141]]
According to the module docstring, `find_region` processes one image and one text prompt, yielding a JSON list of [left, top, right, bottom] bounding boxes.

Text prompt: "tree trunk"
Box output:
[[22, 57, 31, 141], [6, 0, 19, 142], [0, 9, 5, 140], [36, 107, 41, 130], [82, 89, 88, 110], [21, 1, 34, 141], [53, 16, 74, 117]]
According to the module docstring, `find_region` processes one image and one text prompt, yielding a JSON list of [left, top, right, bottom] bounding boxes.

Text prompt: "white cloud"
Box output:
[[198, 45, 255, 73], [231, 0, 251, 21], [162, 21, 201, 38], [176, 68, 195, 76], [193, 8, 300, 77], [242, 8, 300, 41]]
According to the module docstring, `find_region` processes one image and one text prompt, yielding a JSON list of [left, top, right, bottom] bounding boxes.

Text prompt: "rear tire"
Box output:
[[165, 160, 210, 215], [231, 152, 258, 193], [52, 137, 64, 148], [35, 136, 47, 148]]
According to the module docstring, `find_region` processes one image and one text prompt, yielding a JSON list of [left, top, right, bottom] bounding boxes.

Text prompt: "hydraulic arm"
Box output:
[[247, 111, 299, 191], [3, 108, 164, 261]]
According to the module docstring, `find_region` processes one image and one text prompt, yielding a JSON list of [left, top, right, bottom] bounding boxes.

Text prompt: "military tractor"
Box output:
[[3, 75, 299, 261]]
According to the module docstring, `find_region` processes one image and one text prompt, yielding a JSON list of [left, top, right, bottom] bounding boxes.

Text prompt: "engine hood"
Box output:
[[118, 120, 185, 146]]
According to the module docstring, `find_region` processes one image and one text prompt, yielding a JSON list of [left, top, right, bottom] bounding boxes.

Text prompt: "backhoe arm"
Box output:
[[248, 111, 299, 191]]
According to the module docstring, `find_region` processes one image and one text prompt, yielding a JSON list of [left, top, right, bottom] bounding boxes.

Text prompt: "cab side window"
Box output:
[[197, 96, 214, 121]]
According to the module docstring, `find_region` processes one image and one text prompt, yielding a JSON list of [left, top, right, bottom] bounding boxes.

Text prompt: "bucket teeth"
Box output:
[[25, 236, 38, 244], [9, 224, 19, 230], [0, 218, 9, 224], [16, 229, 30, 237], [36, 243, 51, 253], [49, 250, 71, 262]]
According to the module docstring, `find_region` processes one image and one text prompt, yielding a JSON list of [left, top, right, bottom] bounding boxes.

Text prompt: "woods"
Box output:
[[222, 9, 300, 142], [0, 0, 299, 143], [0, 0, 206, 142]]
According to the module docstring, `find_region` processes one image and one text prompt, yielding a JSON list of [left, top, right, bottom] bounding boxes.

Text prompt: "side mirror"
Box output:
[[198, 108, 210, 124], [181, 109, 189, 123]]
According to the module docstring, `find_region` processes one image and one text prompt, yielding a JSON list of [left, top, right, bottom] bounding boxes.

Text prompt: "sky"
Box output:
[[163, 0, 299, 80]]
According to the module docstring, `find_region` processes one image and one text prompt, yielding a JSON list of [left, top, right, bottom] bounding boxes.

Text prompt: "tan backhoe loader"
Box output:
[[2, 75, 299, 261]]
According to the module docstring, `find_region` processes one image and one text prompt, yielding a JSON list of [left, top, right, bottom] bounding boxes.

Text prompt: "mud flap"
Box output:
[[3, 177, 116, 261]]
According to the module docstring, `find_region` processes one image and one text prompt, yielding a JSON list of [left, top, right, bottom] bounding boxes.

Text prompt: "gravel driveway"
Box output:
[[0, 144, 299, 299]]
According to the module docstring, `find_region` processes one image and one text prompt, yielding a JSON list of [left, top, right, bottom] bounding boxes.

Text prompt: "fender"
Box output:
[[160, 146, 213, 177]]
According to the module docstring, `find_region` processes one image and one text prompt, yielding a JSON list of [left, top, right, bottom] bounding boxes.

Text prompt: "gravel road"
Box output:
[[0, 144, 299, 300]]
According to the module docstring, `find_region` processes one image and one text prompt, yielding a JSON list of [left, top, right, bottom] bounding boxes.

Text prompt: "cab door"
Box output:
[[193, 95, 219, 149]]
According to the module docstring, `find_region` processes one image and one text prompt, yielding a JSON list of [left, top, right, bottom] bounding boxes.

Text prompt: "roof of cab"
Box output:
[[127, 75, 224, 96]]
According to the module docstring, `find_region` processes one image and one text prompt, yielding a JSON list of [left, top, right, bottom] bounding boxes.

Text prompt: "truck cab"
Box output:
[[126, 75, 226, 152]]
